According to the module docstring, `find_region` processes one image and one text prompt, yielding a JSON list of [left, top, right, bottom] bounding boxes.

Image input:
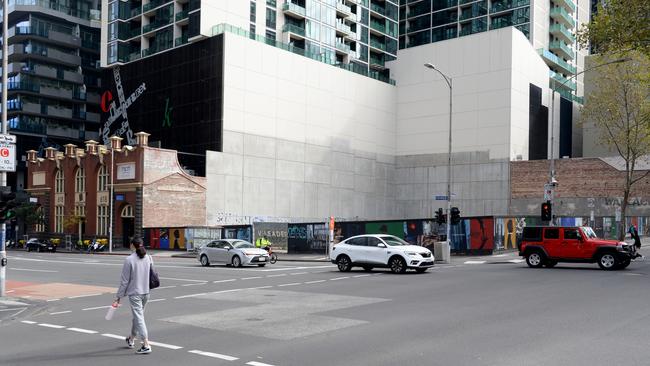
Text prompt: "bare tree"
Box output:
[[581, 52, 650, 240]]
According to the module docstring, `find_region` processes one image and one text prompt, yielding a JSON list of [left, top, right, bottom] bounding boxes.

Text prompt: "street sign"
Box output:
[[543, 183, 554, 201], [0, 143, 16, 172], [0, 134, 16, 144], [434, 195, 448, 201]]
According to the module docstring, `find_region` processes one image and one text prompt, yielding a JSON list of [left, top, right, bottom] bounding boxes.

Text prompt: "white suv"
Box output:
[[330, 234, 435, 273]]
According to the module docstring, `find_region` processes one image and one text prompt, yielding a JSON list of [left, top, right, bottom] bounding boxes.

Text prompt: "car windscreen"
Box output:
[[233, 241, 255, 249], [379, 236, 409, 246], [581, 227, 598, 239]]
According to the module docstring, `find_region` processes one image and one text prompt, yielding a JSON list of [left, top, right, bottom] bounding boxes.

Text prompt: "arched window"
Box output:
[[121, 205, 134, 218], [55, 170, 64, 194], [97, 165, 109, 191], [97, 165, 110, 236], [75, 167, 85, 194]]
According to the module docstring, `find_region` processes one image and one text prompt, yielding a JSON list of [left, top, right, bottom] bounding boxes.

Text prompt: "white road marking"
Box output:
[[188, 350, 238, 361], [149, 341, 183, 350], [248, 286, 273, 290], [213, 279, 236, 283], [174, 293, 207, 299], [247, 362, 276, 366], [289, 272, 308, 275], [160, 277, 207, 283], [508, 259, 525, 263], [464, 261, 487, 264], [50, 311, 72, 315], [82, 306, 111, 311], [353, 274, 371, 278], [493, 254, 508, 258], [241, 276, 262, 280], [305, 280, 326, 284], [38, 323, 65, 329], [68, 293, 102, 299], [6, 290, 14, 293], [12, 268, 59, 273], [67, 327, 98, 334], [148, 298, 166, 303], [156, 285, 177, 290], [211, 289, 242, 294], [101, 333, 125, 340], [266, 274, 286, 278], [181, 283, 205, 287], [330, 277, 349, 281], [21, 320, 37, 324], [46, 299, 61, 302]]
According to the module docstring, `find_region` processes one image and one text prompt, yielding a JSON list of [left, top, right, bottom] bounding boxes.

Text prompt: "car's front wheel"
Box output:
[[525, 251, 545, 268], [232, 255, 242, 268], [598, 252, 618, 270], [389, 256, 406, 274], [200, 255, 210, 267], [336, 255, 352, 272]]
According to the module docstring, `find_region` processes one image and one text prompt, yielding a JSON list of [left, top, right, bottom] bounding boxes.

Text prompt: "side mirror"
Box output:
[[377, 243, 387, 248]]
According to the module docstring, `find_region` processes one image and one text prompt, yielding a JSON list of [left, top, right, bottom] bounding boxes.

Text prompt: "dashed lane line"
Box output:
[[247, 362, 276, 366], [82, 305, 111, 311], [46, 299, 61, 302], [353, 274, 371, 278], [289, 272, 308, 275], [149, 341, 184, 350], [38, 323, 65, 329], [50, 311, 72, 315], [67, 327, 98, 334], [188, 350, 238, 361], [213, 279, 237, 283], [157, 285, 178, 289], [464, 261, 487, 264], [266, 274, 286, 278], [160, 277, 208, 283], [277, 283, 301, 287], [241, 276, 262, 280], [12, 268, 59, 273], [174, 293, 207, 299], [330, 277, 349, 281], [68, 293, 102, 299], [21, 320, 37, 324], [181, 283, 206, 287], [101, 333, 126, 340], [149, 298, 166, 303], [304, 280, 326, 284]]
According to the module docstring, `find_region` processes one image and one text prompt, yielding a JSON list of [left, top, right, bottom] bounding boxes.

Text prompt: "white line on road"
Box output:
[[38, 323, 65, 329], [247, 361, 276, 366], [156, 285, 177, 290], [464, 261, 487, 264], [211, 289, 242, 294], [68, 293, 102, 299], [248, 286, 273, 290], [12, 268, 59, 273], [82, 306, 111, 311], [148, 298, 166, 303], [277, 283, 301, 287], [50, 311, 72, 315], [305, 280, 326, 284], [181, 283, 205, 287], [21, 320, 37, 324], [188, 350, 238, 361], [174, 293, 207, 299], [213, 279, 237, 283], [149, 341, 183, 350], [330, 277, 349, 281], [353, 274, 371, 278], [289, 272, 308, 275], [67, 327, 98, 334], [508, 259, 525, 263], [241, 276, 262, 280], [101, 333, 125, 340], [160, 277, 207, 283], [46, 299, 61, 302], [493, 254, 508, 258], [266, 274, 286, 278]]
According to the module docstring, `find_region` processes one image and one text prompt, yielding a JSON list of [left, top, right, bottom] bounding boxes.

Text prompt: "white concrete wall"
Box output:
[[206, 33, 398, 225], [390, 27, 549, 161], [200, 0, 250, 37]]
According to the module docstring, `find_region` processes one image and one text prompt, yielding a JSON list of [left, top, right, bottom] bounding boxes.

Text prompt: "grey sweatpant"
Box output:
[[129, 294, 149, 341]]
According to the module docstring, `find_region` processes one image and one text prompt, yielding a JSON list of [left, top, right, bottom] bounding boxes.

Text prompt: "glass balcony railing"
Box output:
[[370, 3, 385, 16], [282, 23, 305, 36], [369, 38, 386, 51], [142, 18, 172, 33], [490, 0, 529, 13], [336, 2, 351, 15], [550, 71, 576, 90], [131, 6, 142, 17], [537, 48, 576, 74], [549, 40, 574, 58], [211, 23, 396, 85], [175, 35, 188, 46], [552, 0, 575, 13], [550, 7, 575, 28], [282, 2, 306, 17], [369, 54, 385, 67], [335, 41, 350, 53], [7, 81, 40, 92], [549, 23, 574, 42], [369, 20, 385, 33], [175, 10, 188, 21], [9, 0, 95, 21], [336, 22, 351, 34], [142, 42, 172, 57]]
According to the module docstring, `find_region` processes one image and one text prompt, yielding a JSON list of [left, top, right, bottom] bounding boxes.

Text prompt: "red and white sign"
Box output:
[[0, 135, 16, 172]]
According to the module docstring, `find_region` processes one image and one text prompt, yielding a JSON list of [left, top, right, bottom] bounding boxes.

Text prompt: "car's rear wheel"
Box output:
[[598, 252, 618, 270], [200, 255, 210, 267], [525, 251, 545, 268], [337, 255, 352, 272], [232, 255, 242, 268], [544, 260, 557, 268], [415, 268, 428, 273], [362, 265, 373, 272], [389, 256, 406, 274]]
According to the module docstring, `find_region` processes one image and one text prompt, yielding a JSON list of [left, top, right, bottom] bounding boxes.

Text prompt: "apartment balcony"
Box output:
[[9, 0, 98, 22], [369, 20, 386, 35], [550, 7, 575, 29], [369, 52, 385, 70], [9, 26, 81, 48], [7, 81, 40, 93], [552, 0, 575, 14], [175, 34, 188, 46], [335, 21, 352, 36], [282, 23, 306, 39], [549, 23, 574, 44], [8, 116, 47, 135], [549, 40, 574, 60], [142, 18, 173, 34], [369, 38, 386, 52], [369, 2, 385, 16], [131, 6, 142, 17], [537, 48, 576, 75], [336, 2, 352, 17], [550, 71, 576, 91], [40, 85, 75, 100], [335, 41, 350, 53], [87, 92, 101, 104], [143, 0, 169, 13], [282, 2, 306, 18], [47, 124, 81, 139], [175, 10, 188, 21], [142, 42, 172, 57]]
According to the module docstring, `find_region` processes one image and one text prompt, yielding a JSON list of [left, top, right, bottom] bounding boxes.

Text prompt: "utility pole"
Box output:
[[1, 0, 9, 297]]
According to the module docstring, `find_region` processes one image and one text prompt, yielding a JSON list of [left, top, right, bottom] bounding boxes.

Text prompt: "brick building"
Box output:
[[25, 132, 207, 248]]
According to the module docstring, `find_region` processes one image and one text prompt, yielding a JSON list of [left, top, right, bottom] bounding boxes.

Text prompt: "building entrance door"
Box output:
[[121, 205, 135, 248]]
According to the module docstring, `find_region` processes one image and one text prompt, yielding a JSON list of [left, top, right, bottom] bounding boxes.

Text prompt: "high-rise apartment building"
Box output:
[[2, 0, 102, 188]]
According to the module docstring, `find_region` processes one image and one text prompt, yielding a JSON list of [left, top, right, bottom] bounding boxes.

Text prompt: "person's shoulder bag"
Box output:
[[148, 255, 160, 290]]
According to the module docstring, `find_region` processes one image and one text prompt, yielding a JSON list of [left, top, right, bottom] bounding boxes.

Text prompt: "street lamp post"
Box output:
[[109, 146, 114, 253], [424, 63, 452, 253], [0, 0, 8, 297], [547, 58, 629, 225]]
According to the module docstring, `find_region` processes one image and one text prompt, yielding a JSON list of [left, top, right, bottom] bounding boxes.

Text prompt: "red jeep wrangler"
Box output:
[[519, 226, 637, 270]]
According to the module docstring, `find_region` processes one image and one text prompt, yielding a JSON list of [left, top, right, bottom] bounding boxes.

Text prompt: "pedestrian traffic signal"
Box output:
[[450, 207, 461, 225], [0, 187, 17, 223], [541, 201, 552, 221], [434, 208, 445, 224]]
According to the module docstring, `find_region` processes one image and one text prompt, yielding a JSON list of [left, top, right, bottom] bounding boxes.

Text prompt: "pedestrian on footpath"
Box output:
[[114, 236, 153, 354]]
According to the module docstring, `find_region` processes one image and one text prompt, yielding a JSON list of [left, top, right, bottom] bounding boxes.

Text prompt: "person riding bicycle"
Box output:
[[255, 235, 272, 252]]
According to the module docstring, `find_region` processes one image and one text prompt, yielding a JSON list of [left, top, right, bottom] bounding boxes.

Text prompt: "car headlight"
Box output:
[[405, 252, 419, 257]]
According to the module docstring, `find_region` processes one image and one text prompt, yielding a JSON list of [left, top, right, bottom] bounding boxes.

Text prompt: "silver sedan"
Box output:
[[198, 239, 270, 267]]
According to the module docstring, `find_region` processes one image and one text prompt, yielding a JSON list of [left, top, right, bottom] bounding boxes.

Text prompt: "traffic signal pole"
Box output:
[[1, 0, 9, 297]]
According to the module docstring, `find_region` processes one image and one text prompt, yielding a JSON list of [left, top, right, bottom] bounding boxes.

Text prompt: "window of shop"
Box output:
[[97, 205, 109, 236], [55, 170, 64, 193], [55, 206, 64, 233]]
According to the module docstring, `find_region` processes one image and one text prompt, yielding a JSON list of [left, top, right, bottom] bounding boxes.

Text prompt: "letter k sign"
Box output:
[[162, 98, 173, 127]]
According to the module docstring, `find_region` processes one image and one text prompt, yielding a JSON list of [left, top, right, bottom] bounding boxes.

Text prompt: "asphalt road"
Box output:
[[2, 249, 650, 366]]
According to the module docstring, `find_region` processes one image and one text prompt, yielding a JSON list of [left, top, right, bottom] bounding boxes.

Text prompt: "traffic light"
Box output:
[[541, 201, 552, 221], [0, 187, 16, 223], [450, 207, 461, 225], [434, 208, 446, 224]]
